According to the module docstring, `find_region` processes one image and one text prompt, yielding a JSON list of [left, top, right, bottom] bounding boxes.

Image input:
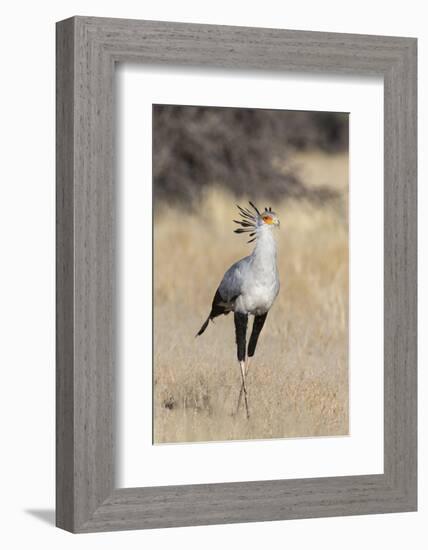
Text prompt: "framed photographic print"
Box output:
[[56, 16, 417, 532], [151, 103, 350, 444]]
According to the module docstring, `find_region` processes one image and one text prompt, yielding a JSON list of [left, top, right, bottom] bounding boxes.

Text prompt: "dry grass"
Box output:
[[154, 152, 349, 443]]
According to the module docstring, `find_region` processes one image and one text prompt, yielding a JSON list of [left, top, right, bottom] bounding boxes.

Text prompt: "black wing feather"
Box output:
[[196, 289, 237, 336]]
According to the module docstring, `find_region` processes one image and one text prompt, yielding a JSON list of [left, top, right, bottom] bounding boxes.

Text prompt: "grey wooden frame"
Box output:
[[56, 16, 417, 533]]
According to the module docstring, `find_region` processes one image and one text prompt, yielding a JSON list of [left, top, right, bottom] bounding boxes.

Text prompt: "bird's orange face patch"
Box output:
[[262, 215, 274, 225]]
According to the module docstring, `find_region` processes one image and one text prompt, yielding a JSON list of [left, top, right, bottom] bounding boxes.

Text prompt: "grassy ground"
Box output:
[[153, 152, 349, 443]]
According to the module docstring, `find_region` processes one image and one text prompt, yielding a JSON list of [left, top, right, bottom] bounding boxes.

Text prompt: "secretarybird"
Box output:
[[196, 202, 280, 419]]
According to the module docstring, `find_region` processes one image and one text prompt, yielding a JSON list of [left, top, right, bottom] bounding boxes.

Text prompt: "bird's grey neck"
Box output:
[[252, 227, 277, 265]]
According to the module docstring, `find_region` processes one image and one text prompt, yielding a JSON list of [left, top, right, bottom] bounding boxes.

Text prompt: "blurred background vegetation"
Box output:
[[153, 104, 348, 207]]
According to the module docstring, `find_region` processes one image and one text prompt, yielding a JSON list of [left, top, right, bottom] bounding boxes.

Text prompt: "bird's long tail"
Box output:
[[196, 316, 210, 337], [196, 289, 231, 337]]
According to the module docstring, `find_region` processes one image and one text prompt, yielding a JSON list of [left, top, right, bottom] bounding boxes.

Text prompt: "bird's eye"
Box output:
[[263, 216, 273, 224]]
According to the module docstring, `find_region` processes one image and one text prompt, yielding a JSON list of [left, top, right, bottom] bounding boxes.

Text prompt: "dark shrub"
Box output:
[[153, 105, 348, 207]]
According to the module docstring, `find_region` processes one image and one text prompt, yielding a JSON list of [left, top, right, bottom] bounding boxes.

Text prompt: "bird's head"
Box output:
[[259, 207, 280, 229], [233, 202, 280, 243]]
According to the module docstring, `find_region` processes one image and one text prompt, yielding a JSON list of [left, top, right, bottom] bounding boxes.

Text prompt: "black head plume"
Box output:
[[236, 204, 256, 221], [234, 203, 257, 241], [233, 219, 253, 228], [249, 201, 261, 216]]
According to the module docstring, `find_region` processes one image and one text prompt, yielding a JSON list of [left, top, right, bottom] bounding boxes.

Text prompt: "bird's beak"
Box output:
[[275, 219, 280, 229]]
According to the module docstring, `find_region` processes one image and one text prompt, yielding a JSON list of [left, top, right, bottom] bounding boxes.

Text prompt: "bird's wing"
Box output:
[[218, 256, 251, 302]]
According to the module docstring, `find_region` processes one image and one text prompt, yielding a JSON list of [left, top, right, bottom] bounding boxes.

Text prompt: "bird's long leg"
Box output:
[[236, 313, 268, 413], [234, 312, 249, 419], [239, 360, 249, 420], [236, 356, 252, 413], [248, 312, 268, 358]]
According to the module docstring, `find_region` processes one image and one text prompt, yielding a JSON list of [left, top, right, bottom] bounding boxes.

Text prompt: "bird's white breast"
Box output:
[[221, 222, 280, 316], [237, 266, 279, 315]]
